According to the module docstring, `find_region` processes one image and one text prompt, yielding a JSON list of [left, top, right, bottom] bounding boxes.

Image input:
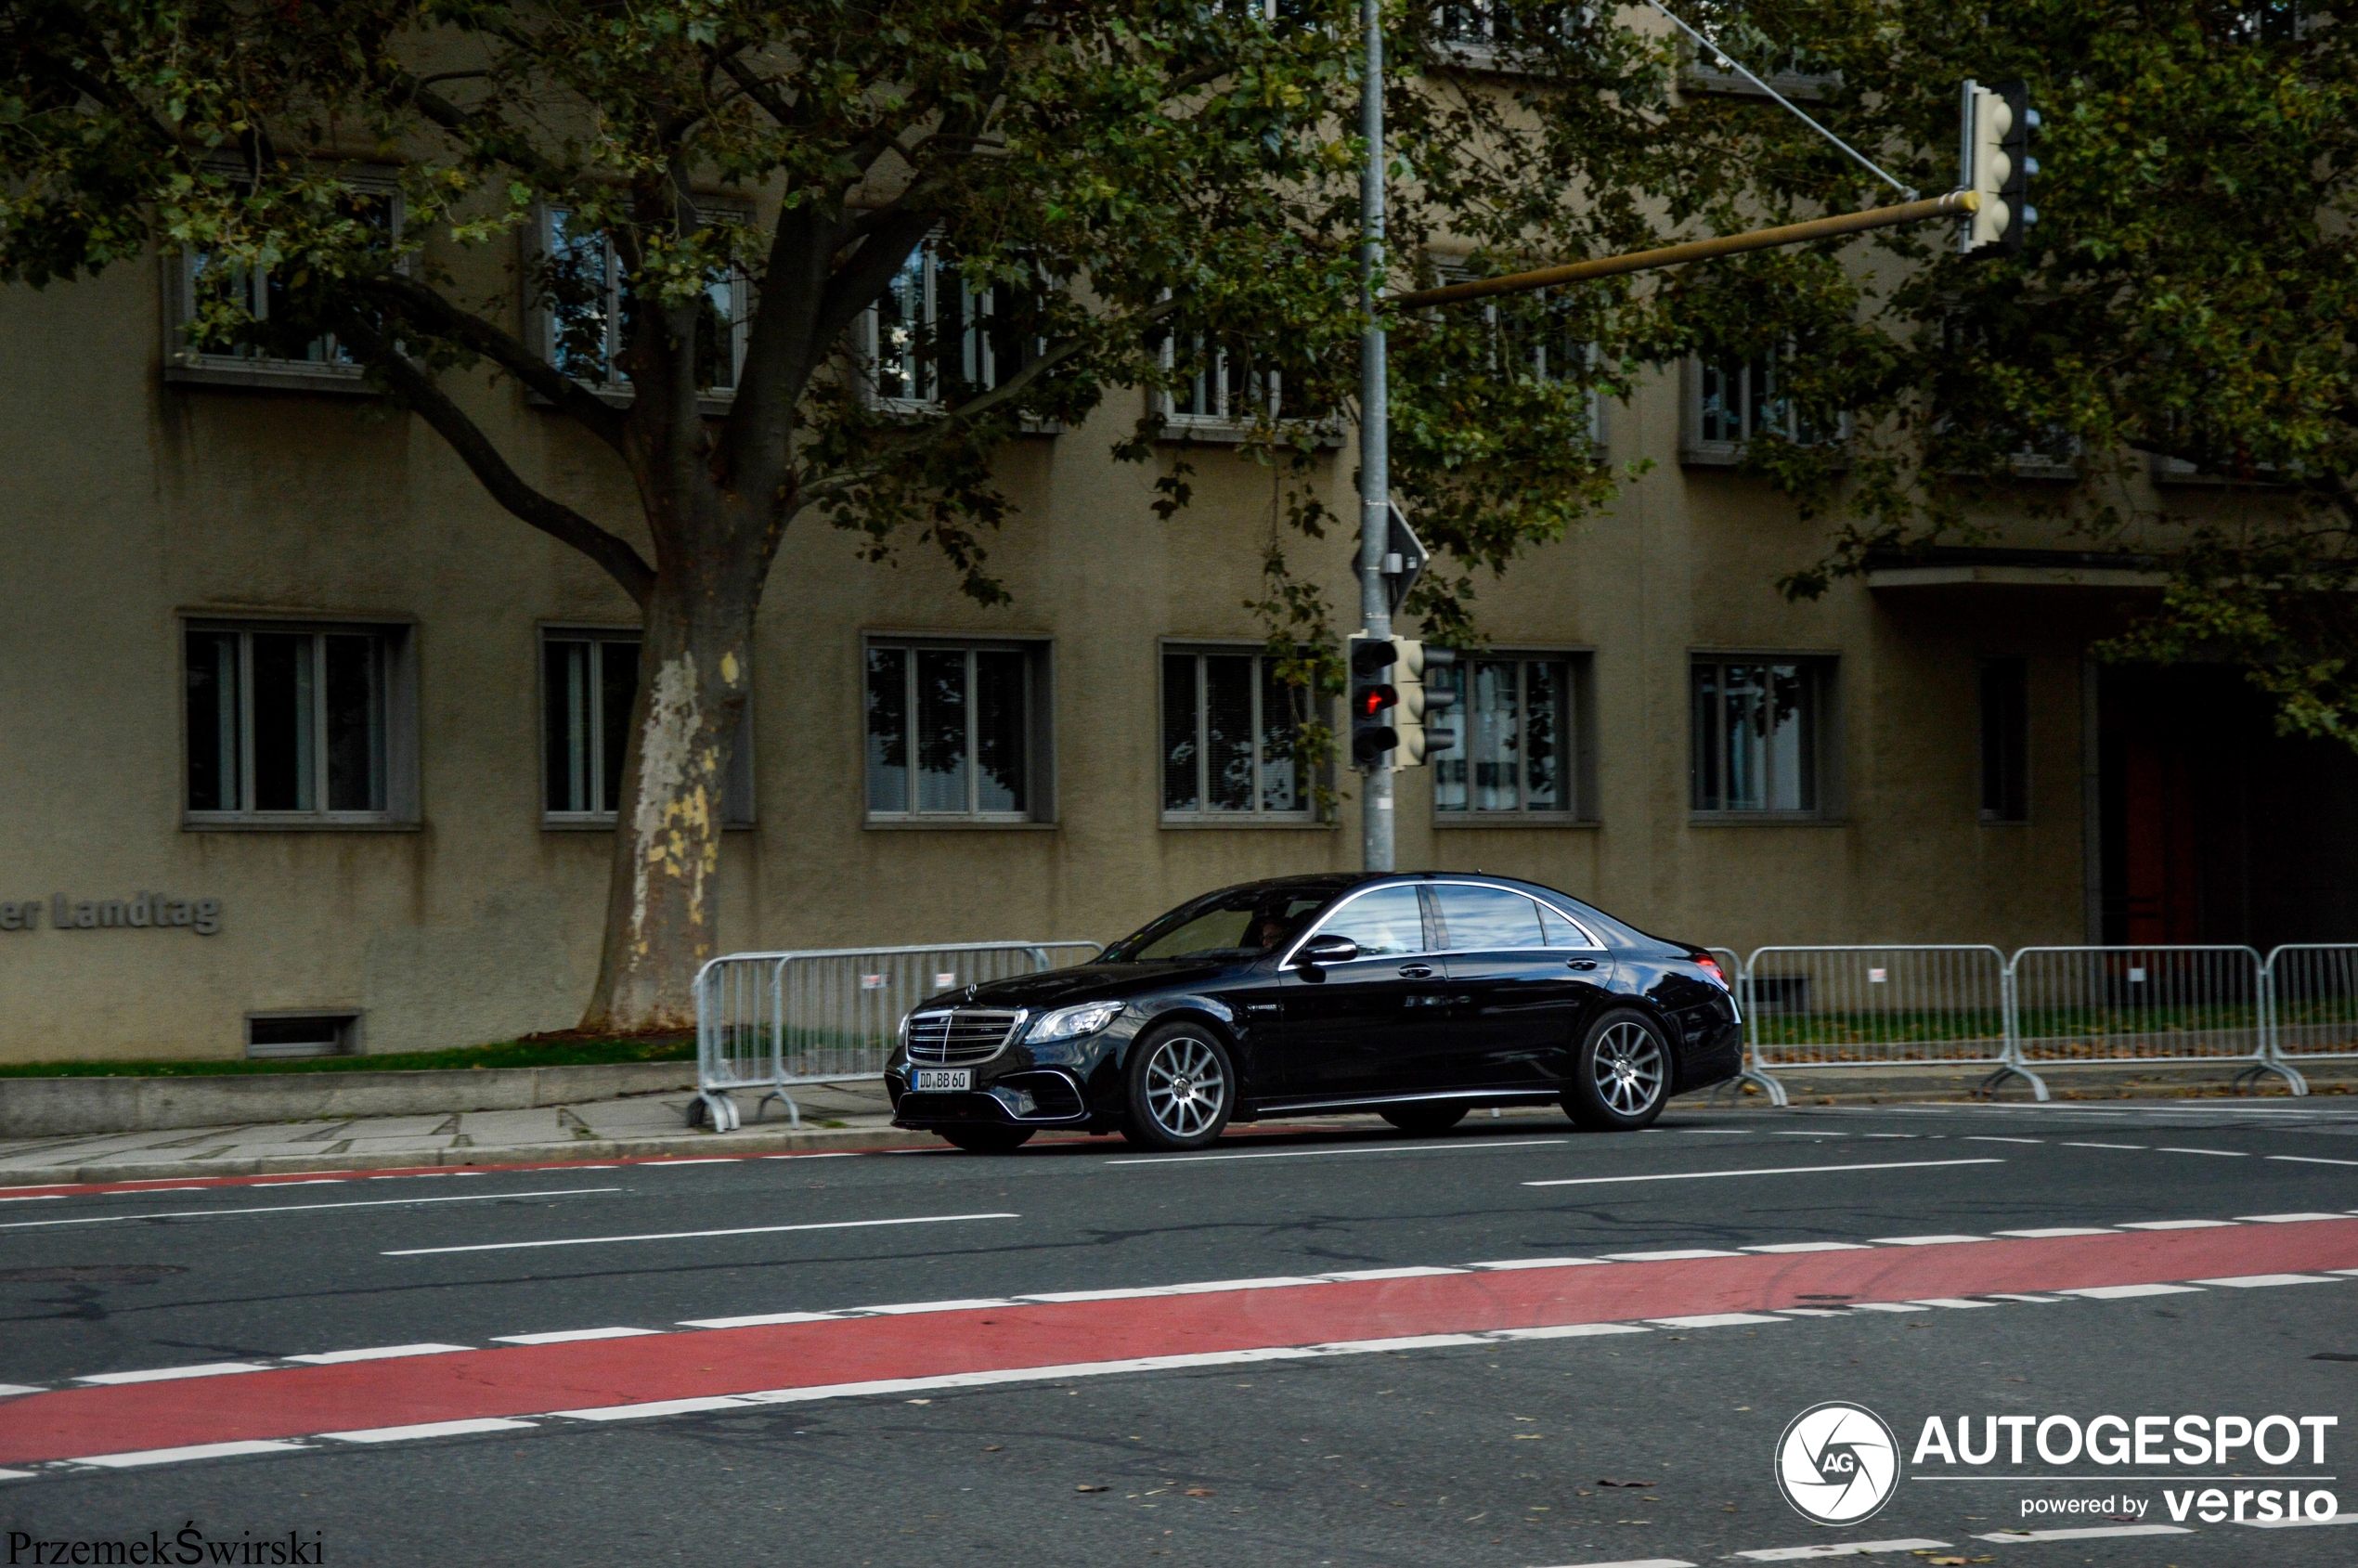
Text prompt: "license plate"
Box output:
[[913, 1069, 972, 1092]]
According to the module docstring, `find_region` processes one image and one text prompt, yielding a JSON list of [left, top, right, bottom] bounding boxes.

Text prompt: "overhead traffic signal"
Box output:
[[1961, 78, 2038, 258], [1347, 635, 1457, 769]]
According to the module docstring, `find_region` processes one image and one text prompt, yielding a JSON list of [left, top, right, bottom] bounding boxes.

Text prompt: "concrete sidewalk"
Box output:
[[0, 1081, 910, 1186]]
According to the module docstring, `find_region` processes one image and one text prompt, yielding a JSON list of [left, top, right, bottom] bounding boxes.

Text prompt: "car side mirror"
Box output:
[[1295, 933, 1359, 967]]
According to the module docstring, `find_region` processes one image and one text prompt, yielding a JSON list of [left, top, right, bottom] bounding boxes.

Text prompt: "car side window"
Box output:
[[1434, 885, 1546, 951], [1313, 887, 1428, 959], [1536, 903, 1594, 949]]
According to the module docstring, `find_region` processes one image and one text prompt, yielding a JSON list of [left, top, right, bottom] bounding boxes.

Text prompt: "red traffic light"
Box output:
[[1356, 682, 1397, 719]]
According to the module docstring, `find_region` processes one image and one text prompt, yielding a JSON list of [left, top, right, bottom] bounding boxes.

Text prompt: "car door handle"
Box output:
[[1566, 959, 1599, 972], [1398, 964, 1435, 978]]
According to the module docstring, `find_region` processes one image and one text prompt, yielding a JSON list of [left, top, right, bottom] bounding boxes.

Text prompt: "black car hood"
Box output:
[[932, 959, 1245, 1010]]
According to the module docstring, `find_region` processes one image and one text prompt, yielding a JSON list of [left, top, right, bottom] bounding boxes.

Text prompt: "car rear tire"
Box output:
[[1563, 1008, 1671, 1132], [1380, 1103, 1470, 1136], [939, 1125, 1035, 1154], [1120, 1023, 1236, 1151]]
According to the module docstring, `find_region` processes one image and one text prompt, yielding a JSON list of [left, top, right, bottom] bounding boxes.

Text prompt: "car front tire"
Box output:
[[1564, 1008, 1671, 1132], [939, 1125, 1035, 1154], [1120, 1022, 1236, 1151]]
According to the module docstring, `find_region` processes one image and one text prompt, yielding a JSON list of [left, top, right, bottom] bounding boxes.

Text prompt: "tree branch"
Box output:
[[336, 314, 656, 604], [351, 273, 629, 451]]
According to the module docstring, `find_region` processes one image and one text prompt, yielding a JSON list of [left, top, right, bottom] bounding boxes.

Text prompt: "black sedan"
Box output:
[[884, 872, 1741, 1152]]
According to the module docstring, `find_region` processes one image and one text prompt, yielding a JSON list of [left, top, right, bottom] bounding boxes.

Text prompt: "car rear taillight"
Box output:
[[1692, 952, 1730, 990]]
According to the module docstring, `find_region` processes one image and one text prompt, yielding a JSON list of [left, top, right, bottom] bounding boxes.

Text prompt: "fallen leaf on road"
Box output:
[[1184, 1488, 1214, 1497], [1598, 1479, 1655, 1487], [1076, 1484, 1109, 1493]]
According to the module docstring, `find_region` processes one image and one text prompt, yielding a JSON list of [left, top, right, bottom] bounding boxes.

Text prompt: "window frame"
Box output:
[[862, 634, 1056, 828], [856, 234, 1040, 417], [526, 198, 754, 408], [1158, 641, 1328, 828], [1687, 652, 1840, 823], [1429, 647, 1599, 826], [1280, 883, 1439, 965], [538, 625, 756, 831], [1155, 331, 1292, 444], [1676, 5, 1840, 100], [1680, 349, 1849, 466], [180, 615, 419, 832], [162, 165, 403, 395]]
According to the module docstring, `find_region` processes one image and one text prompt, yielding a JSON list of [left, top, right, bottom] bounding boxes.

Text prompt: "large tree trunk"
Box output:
[[577, 562, 757, 1034]]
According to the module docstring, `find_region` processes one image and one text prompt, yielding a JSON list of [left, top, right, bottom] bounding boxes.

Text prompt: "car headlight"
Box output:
[[1027, 1001, 1124, 1043]]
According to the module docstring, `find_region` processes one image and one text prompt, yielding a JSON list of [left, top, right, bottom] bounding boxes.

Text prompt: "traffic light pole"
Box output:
[[1356, 0, 1394, 874]]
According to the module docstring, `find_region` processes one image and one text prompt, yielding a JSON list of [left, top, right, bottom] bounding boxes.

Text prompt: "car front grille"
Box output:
[[904, 1008, 1023, 1065]]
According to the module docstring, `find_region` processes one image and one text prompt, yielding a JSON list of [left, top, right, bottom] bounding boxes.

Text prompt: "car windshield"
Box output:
[[1103, 886, 1337, 963]]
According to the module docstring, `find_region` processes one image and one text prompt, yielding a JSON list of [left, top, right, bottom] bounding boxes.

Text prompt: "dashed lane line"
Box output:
[[381, 1210, 1020, 1257], [1104, 1138, 1568, 1166], [1522, 1158, 2003, 1188], [0, 1186, 623, 1231], [1972, 1524, 2194, 1542], [1734, 1540, 1954, 1561]]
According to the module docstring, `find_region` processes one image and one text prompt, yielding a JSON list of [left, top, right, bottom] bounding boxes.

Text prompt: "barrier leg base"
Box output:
[[755, 1089, 805, 1128], [1974, 1064, 2049, 1103], [2231, 1059, 2309, 1096], [1708, 1067, 1788, 1108], [689, 1091, 742, 1133]]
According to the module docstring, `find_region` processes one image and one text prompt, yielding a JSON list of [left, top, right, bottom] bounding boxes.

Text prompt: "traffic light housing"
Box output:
[[1961, 78, 2038, 257], [1348, 635, 1458, 769]]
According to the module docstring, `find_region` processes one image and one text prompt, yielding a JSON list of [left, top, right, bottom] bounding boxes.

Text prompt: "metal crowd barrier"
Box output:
[[691, 940, 1103, 1131], [1721, 942, 2317, 1104]]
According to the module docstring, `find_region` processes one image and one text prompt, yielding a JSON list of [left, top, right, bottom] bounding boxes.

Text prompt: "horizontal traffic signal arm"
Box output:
[[1391, 190, 1978, 310]]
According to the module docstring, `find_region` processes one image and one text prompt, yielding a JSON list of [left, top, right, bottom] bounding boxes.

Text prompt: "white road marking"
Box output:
[[636, 1159, 741, 1167], [2061, 1283, 2204, 1299], [2237, 1212, 2346, 1223], [678, 1311, 841, 1329], [322, 1418, 538, 1443], [1649, 1313, 1787, 1328], [1743, 1242, 1873, 1253], [1777, 1308, 1850, 1317], [1600, 1250, 1741, 1262], [0, 1187, 622, 1231], [491, 1328, 661, 1345], [1869, 1235, 1988, 1246], [2242, 1511, 2358, 1529], [1525, 1558, 1695, 1568], [2116, 1219, 2236, 1230], [2271, 1155, 2358, 1167], [74, 1362, 275, 1386], [1971, 1524, 2192, 1542], [1523, 1159, 2002, 1188], [1964, 1136, 2045, 1145], [1846, 1302, 1931, 1314], [286, 1344, 473, 1365], [0, 1469, 36, 1480], [2061, 1142, 2148, 1150], [1735, 1540, 1952, 1561], [856, 1299, 1022, 1315], [1911, 1298, 1998, 1309], [384, 1211, 1020, 1256], [1107, 1138, 1567, 1166], [551, 1395, 758, 1421], [2157, 1147, 2248, 1157], [76, 1440, 309, 1469], [1464, 1258, 1613, 1271], [0, 1196, 65, 1203], [1983, 1293, 2066, 1303], [1993, 1227, 2114, 1238], [0, 1384, 45, 1396], [2191, 1273, 2340, 1288]]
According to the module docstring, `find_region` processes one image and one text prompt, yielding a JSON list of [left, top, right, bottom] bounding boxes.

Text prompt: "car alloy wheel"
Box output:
[[1566, 1008, 1670, 1131], [1121, 1025, 1236, 1150]]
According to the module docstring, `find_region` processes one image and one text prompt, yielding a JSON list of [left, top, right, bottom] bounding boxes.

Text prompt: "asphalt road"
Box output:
[[3, 1096, 2355, 1566]]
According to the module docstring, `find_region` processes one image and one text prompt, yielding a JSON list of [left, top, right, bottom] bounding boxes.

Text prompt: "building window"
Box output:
[[1159, 331, 1288, 433], [864, 640, 1051, 823], [534, 204, 750, 397], [542, 629, 754, 827], [165, 171, 400, 392], [862, 237, 1033, 410], [1690, 657, 1829, 816], [1979, 658, 2029, 823], [1679, 3, 1838, 97], [1160, 648, 1317, 822], [1432, 654, 1592, 820], [185, 621, 414, 826], [247, 1013, 360, 1061], [1682, 348, 1844, 465]]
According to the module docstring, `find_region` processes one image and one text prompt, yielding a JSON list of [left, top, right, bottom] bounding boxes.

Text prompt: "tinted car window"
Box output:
[[1112, 888, 1333, 962], [1537, 903, 1595, 947], [1435, 885, 1544, 950], [1315, 886, 1427, 958]]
